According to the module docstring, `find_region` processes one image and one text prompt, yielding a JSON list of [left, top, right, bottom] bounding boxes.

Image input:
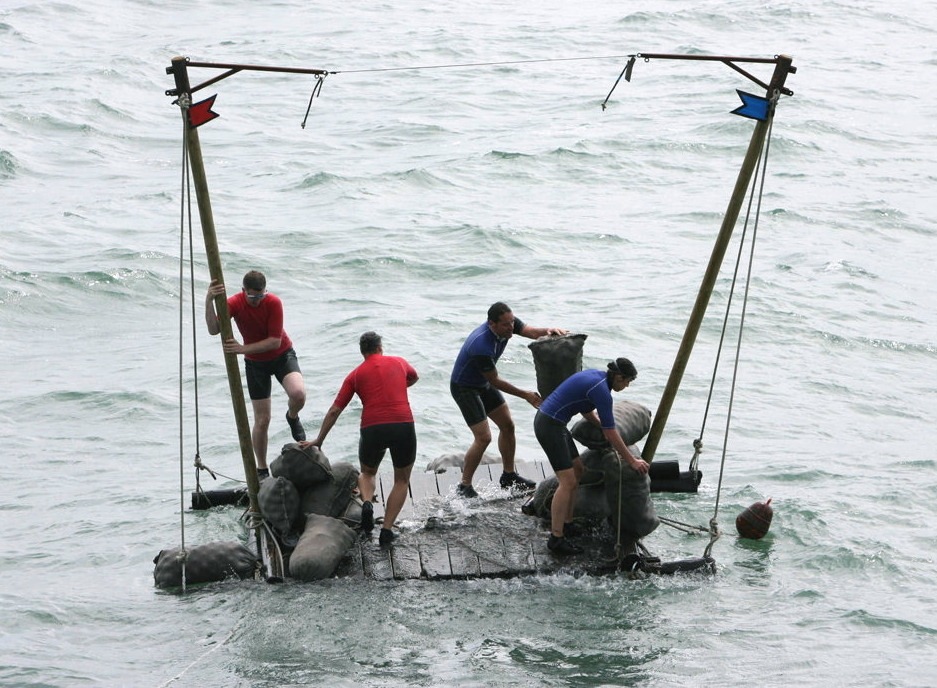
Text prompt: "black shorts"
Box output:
[[450, 381, 506, 427], [359, 422, 417, 470], [534, 411, 579, 472], [244, 348, 301, 400]]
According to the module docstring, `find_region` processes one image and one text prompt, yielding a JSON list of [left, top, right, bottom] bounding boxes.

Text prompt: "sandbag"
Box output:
[[153, 541, 258, 589], [339, 498, 364, 528], [288, 513, 357, 581], [601, 449, 659, 540], [301, 461, 359, 518], [270, 442, 333, 490], [570, 400, 652, 449], [523, 475, 610, 523], [528, 333, 587, 398], [258, 475, 302, 542], [578, 448, 607, 487], [424, 452, 500, 473]]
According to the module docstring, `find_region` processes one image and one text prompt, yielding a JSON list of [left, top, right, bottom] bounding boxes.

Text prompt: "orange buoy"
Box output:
[[736, 498, 773, 539]]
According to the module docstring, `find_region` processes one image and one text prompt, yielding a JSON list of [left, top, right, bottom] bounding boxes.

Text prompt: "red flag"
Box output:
[[188, 95, 220, 128]]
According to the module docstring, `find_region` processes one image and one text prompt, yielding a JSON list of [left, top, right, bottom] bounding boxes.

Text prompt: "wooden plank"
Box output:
[[432, 468, 462, 498], [418, 542, 452, 579], [476, 536, 514, 577], [389, 544, 423, 580], [446, 542, 480, 579], [360, 540, 395, 581]]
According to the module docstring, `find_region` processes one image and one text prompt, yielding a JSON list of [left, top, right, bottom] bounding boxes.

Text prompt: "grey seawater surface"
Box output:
[[1, 1, 936, 686]]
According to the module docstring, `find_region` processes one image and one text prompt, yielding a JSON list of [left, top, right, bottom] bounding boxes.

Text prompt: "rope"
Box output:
[[702, 96, 777, 560], [330, 53, 635, 76], [301, 74, 326, 129], [154, 622, 240, 687]]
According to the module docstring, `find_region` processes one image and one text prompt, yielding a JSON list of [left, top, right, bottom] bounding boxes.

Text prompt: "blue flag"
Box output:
[[731, 90, 769, 121]]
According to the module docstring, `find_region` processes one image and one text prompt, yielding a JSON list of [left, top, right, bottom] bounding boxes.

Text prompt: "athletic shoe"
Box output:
[[378, 528, 396, 547], [360, 501, 374, 533], [286, 411, 306, 442], [456, 483, 479, 499], [257, 467, 270, 481], [547, 534, 583, 555], [499, 471, 537, 491]]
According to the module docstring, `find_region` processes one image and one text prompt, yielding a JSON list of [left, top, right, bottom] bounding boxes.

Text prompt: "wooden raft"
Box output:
[[331, 460, 646, 581]]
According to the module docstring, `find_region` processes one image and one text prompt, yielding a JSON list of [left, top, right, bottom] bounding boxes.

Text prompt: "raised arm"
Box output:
[[518, 323, 569, 339], [204, 281, 225, 335]]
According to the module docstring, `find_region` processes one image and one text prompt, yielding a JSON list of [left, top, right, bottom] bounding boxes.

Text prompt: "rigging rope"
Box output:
[[698, 97, 777, 560]]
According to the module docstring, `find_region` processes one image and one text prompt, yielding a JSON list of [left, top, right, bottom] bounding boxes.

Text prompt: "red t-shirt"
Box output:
[[226, 292, 293, 362], [333, 354, 418, 428]]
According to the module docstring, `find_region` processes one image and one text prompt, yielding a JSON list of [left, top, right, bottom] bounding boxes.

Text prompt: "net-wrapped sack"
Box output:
[[288, 513, 357, 581], [301, 461, 359, 518], [153, 541, 258, 589], [601, 448, 659, 540], [570, 400, 652, 449], [528, 333, 587, 398], [259, 475, 302, 543], [270, 442, 333, 490]]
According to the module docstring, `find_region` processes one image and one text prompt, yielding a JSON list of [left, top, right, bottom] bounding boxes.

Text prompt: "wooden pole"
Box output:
[[167, 56, 283, 580], [642, 55, 795, 463]]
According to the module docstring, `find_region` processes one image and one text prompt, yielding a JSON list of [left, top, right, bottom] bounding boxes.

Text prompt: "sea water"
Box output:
[[1, 1, 936, 686]]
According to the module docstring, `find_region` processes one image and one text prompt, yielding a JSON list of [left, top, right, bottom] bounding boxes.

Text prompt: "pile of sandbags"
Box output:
[[523, 400, 659, 542], [259, 442, 362, 581]]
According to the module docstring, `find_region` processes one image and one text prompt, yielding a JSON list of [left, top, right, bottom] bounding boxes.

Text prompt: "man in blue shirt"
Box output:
[[534, 357, 650, 555], [451, 301, 567, 498]]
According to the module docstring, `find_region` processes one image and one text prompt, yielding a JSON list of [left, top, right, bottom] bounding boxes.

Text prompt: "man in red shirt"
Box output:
[[204, 270, 307, 477], [305, 331, 418, 547]]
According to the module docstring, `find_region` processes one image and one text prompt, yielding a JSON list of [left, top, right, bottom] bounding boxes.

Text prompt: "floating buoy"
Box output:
[[736, 498, 773, 539]]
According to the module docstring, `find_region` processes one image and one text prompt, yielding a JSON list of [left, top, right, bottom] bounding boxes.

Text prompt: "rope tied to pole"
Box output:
[[301, 73, 327, 129]]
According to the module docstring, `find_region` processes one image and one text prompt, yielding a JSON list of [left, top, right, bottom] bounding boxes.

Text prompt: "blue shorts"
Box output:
[[359, 422, 417, 469], [534, 411, 579, 472], [244, 348, 301, 400], [450, 381, 506, 427]]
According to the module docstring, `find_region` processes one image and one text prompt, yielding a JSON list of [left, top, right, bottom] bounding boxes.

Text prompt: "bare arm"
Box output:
[[518, 324, 569, 339], [602, 427, 650, 475], [306, 404, 344, 448], [222, 335, 282, 357], [482, 368, 542, 408], [204, 282, 224, 335]]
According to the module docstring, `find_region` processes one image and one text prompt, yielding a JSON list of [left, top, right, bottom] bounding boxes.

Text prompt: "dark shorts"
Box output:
[[359, 422, 417, 470], [534, 411, 579, 472], [244, 348, 301, 400], [450, 381, 506, 427]]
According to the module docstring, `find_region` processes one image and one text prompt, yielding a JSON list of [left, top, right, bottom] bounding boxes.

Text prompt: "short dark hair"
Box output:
[[487, 301, 512, 323], [359, 331, 382, 355], [242, 270, 266, 292], [607, 357, 637, 380]]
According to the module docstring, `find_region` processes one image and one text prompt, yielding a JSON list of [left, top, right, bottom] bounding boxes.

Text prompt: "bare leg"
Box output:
[[460, 419, 492, 486], [282, 371, 306, 419], [382, 463, 413, 531], [250, 397, 272, 470], [565, 458, 584, 524], [487, 403, 516, 474], [358, 464, 378, 503], [551, 466, 579, 537]]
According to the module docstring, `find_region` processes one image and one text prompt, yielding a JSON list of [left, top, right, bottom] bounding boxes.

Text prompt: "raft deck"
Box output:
[[332, 460, 705, 581]]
